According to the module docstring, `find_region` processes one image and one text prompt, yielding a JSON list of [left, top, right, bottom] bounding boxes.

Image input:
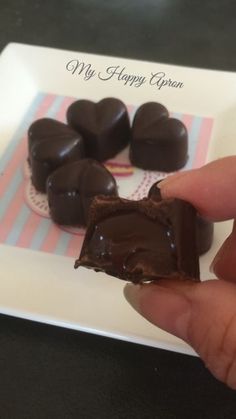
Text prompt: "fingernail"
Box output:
[[124, 283, 192, 341], [209, 258, 217, 274], [158, 171, 190, 190], [210, 245, 228, 277], [123, 283, 142, 313], [158, 175, 177, 188]]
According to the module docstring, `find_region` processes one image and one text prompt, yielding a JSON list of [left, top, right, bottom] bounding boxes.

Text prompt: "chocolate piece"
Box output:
[[147, 179, 163, 201], [197, 217, 214, 255], [148, 181, 214, 255], [75, 196, 200, 283], [47, 159, 118, 226], [66, 98, 131, 161], [130, 102, 188, 171], [28, 118, 84, 192]]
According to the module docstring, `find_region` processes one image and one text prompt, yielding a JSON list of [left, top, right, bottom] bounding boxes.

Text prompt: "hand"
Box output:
[[124, 156, 236, 389]]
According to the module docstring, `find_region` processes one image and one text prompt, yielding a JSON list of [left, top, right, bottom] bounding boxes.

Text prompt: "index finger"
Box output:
[[159, 156, 236, 221]]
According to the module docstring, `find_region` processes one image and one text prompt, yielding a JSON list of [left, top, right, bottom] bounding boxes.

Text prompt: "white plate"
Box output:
[[0, 43, 234, 357]]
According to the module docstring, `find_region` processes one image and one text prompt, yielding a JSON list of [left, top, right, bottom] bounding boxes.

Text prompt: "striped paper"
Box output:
[[0, 93, 214, 258]]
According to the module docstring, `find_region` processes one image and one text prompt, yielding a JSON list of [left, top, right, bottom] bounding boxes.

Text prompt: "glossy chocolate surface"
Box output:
[[28, 118, 84, 192], [148, 181, 214, 255], [47, 159, 118, 226], [130, 102, 188, 171], [75, 196, 200, 283], [67, 98, 131, 161]]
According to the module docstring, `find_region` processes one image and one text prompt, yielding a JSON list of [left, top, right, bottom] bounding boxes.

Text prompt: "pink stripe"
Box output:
[[0, 94, 56, 198], [127, 104, 135, 113], [38, 96, 77, 252], [0, 135, 27, 198], [0, 94, 56, 243], [16, 212, 42, 248], [181, 114, 195, 164], [66, 235, 83, 258], [105, 161, 132, 168], [0, 182, 25, 242], [181, 113, 195, 130], [40, 223, 62, 253], [193, 118, 213, 168], [56, 96, 75, 122]]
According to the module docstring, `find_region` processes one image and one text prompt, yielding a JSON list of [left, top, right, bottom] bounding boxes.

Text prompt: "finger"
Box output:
[[159, 156, 236, 221], [211, 221, 236, 282], [124, 279, 236, 389]]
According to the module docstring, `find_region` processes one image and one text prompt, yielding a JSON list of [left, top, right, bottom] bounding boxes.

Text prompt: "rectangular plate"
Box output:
[[0, 43, 235, 356]]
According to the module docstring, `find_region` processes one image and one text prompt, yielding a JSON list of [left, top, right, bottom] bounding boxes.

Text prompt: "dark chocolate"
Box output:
[[148, 181, 214, 255], [66, 98, 131, 161], [28, 118, 84, 192], [47, 159, 118, 226], [147, 179, 163, 201], [196, 217, 214, 255], [75, 196, 200, 283], [130, 102, 188, 171]]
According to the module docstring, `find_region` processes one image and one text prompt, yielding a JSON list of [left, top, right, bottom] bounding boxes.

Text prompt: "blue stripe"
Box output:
[[27, 95, 66, 249], [172, 112, 182, 119], [0, 168, 23, 221], [0, 93, 44, 172], [44, 95, 65, 118], [2, 94, 65, 248], [29, 218, 52, 250], [53, 232, 73, 255], [6, 205, 31, 244], [185, 116, 203, 169]]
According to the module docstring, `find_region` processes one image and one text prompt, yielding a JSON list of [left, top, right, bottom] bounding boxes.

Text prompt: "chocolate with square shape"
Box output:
[[75, 196, 200, 283]]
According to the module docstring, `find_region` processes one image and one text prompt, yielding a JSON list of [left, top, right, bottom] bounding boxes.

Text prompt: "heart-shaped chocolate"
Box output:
[[66, 98, 131, 161], [130, 102, 188, 171], [28, 118, 85, 192], [47, 159, 118, 226], [148, 181, 214, 255]]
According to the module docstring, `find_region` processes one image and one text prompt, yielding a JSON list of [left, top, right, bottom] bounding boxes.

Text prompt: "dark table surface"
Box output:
[[1, 1, 236, 418]]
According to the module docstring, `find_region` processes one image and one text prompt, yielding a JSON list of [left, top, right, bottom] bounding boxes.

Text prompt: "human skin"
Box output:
[[124, 156, 236, 389]]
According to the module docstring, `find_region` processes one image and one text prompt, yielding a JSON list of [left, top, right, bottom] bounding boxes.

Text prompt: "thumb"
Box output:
[[124, 279, 236, 389], [211, 221, 236, 283]]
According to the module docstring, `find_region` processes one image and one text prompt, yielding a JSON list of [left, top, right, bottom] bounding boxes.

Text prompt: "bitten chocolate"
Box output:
[[66, 98, 131, 161], [130, 102, 188, 171], [148, 181, 214, 255], [28, 118, 84, 192], [47, 159, 118, 226], [75, 196, 200, 283]]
